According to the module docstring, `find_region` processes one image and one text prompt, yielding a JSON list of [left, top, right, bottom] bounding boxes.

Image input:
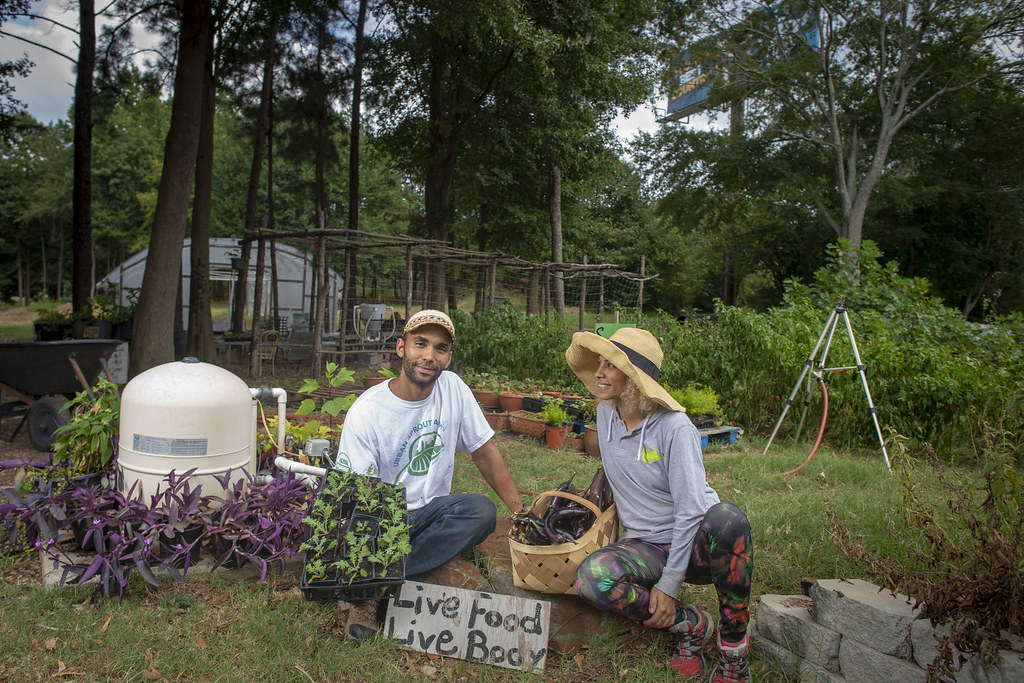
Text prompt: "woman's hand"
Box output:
[[643, 587, 678, 629]]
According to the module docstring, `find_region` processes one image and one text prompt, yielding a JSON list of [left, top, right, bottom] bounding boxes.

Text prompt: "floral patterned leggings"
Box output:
[[573, 501, 753, 643]]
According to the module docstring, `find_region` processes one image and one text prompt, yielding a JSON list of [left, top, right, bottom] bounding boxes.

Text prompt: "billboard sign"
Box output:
[[661, 58, 713, 122]]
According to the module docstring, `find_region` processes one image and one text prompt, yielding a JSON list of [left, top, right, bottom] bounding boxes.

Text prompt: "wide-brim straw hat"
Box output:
[[565, 327, 685, 413]]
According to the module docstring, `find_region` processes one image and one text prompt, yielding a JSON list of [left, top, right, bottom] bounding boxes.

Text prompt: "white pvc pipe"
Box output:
[[249, 386, 325, 486]]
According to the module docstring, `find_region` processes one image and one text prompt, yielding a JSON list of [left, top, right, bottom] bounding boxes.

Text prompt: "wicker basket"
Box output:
[[508, 410, 547, 438], [509, 490, 618, 595]]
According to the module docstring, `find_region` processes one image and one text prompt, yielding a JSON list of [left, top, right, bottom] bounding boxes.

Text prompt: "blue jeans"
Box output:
[[406, 493, 496, 580]]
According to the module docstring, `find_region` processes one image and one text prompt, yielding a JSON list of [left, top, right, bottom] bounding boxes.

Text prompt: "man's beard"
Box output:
[[402, 355, 441, 388]]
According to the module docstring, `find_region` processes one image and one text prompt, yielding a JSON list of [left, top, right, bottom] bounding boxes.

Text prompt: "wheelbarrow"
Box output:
[[0, 339, 122, 452]]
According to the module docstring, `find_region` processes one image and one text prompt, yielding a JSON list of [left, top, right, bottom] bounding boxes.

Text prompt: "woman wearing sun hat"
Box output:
[[565, 327, 753, 683]]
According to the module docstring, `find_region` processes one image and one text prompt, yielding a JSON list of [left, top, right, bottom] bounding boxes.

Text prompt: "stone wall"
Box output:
[[751, 578, 1023, 682]]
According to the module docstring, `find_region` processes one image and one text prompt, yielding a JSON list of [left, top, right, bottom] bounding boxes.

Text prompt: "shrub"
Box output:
[[449, 304, 578, 390]]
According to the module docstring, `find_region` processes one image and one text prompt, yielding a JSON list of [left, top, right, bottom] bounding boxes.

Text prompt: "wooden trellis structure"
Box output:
[[245, 226, 657, 375]]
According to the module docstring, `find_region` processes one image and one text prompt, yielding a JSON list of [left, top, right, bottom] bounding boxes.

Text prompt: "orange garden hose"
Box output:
[[782, 378, 829, 476]]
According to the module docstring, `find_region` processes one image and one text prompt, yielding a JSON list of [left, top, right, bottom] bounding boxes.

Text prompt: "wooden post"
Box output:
[[311, 214, 328, 377], [489, 258, 498, 307], [637, 254, 645, 319], [340, 246, 353, 356], [422, 260, 430, 308], [247, 215, 268, 375], [405, 245, 413, 322], [598, 273, 605, 323], [544, 267, 551, 324], [578, 255, 587, 331]]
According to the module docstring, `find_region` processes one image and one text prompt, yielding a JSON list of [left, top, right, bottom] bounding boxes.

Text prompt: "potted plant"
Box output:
[[33, 304, 73, 341], [668, 384, 724, 429], [49, 379, 120, 484], [498, 379, 529, 412], [362, 366, 397, 388], [539, 398, 570, 450], [466, 372, 502, 409], [565, 431, 586, 452]]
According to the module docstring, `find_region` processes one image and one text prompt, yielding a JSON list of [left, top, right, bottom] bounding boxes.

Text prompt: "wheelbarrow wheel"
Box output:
[[26, 396, 69, 452]]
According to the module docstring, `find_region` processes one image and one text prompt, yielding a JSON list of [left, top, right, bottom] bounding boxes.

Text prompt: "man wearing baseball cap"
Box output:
[[335, 309, 524, 641]]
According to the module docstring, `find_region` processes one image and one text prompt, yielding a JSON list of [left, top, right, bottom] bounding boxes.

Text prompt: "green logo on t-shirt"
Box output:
[[398, 431, 444, 477], [335, 451, 352, 471], [639, 445, 662, 463]]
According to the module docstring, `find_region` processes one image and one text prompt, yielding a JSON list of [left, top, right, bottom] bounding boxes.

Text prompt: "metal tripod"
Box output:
[[762, 300, 891, 471]]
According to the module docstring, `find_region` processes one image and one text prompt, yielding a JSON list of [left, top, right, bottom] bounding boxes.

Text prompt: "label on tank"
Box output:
[[132, 434, 208, 456]]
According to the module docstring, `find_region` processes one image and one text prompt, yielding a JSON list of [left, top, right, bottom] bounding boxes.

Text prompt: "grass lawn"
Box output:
[[0, 432, 913, 682]]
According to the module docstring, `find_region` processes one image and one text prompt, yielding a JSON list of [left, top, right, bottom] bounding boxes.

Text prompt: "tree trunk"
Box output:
[[129, 0, 211, 378], [549, 164, 565, 318], [231, 14, 277, 333], [424, 56, 459, 310], [187, 29, 216, 362], [347, 0, 367, 232], [72, 0, 95, 314]]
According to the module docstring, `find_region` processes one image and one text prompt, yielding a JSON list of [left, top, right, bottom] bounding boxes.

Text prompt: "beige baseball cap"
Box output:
[[403, 309, 455, 343]]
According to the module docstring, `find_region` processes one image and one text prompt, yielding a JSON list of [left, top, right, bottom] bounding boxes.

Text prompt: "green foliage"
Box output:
[[667, 384, 722, 417], [51, 379, 120, 475], [297, 363, 357, 418], [448, 305, 578, 390], [538, 398, 569, 428], [33, 304, 71, 329], [643, 241, 1024, 460]]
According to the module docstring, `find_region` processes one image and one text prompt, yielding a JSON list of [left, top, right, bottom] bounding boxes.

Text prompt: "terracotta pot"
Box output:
[[582, 428, 600, 457], [544, 425, 569, 450], [566, 436, 586, 452], [498, 391, 524, 413], [484, 411, 510, 432], [363, 376, 389, 388], [472, 388, 501, 410], [540, 390, 560, 398]]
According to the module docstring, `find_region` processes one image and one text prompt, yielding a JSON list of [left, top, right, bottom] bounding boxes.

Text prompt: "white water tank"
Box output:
[[118, 358, 255, 498]]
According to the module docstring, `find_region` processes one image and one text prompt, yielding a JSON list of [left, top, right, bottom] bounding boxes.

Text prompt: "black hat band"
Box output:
[[612, 341, 660, 381]]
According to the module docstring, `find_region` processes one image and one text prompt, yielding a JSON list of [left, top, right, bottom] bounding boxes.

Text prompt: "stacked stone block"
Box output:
[[751, 578, 1023, 682]]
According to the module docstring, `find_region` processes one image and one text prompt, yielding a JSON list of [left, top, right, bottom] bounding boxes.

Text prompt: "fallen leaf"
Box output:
[[420, 665, 438, 679], [618, 668, 629, 678], [573, 653, 584, 672], [654, 662, 665, 669], [56, 661, 65, 674], [144, 667, 163, 680], [31, 639, 40, 651], [425, 652, 439, 661], [45, 637, 56, 651], [195, 636, 210, 649], [100, 616, 112, 634]]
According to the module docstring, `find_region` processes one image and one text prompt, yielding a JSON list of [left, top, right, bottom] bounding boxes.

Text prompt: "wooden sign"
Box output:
[[383, 581, 551, 671]]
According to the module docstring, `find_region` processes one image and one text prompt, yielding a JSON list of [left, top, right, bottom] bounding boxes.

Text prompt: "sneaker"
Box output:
[[709, 632, 749, 683], [667, 604, 711, 677], [339, 598, 380, 642]]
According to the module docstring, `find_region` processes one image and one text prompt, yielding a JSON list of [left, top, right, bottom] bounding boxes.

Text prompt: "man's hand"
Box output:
[[643, 587, 678, 629]]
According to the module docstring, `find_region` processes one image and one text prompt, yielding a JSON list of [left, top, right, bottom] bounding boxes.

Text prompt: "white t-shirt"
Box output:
[[336, 371, 494, 510]]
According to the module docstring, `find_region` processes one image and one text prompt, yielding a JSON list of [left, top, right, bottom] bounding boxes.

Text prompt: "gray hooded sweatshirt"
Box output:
[[597, 401, 720, 597]]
